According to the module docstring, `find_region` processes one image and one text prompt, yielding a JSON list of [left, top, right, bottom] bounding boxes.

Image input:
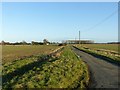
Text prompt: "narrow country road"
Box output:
[[72, 46, 120, 88]]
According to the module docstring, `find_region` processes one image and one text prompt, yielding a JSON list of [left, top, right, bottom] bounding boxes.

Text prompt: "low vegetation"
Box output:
[[2, 46, 89, 89], [75, 44, 120, 63], [2, 45, 59, 64], [77, 44, 119, 52]]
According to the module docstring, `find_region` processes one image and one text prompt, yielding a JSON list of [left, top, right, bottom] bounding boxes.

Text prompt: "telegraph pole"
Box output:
[[79, 31, 80, 44]]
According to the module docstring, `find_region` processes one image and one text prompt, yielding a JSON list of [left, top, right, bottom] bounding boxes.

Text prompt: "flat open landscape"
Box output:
[[2, 45, 89, 88], [75, 44, 120, 63], [2, 45, 59, 64], [2, 44, 120, 89], [77, 44, 119, 52], [2, 2, 119, 89]]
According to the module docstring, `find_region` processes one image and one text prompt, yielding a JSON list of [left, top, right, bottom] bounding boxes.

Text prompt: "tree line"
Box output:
[[0, 39, 57, 45]]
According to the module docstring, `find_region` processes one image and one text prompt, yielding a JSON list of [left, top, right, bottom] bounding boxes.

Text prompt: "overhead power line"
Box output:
[[82, 10, 117, 33]]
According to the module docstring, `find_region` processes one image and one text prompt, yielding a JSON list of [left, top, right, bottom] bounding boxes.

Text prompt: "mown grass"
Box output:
[[2, 46, 89, 89], [2, 45, 59, 64]]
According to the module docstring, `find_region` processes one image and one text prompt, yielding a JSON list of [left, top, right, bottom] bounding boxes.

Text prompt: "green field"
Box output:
[[2, 46, 89, 88], [2, 44, 119, 89], [75, 44, 120, 63], [78, 44, 119, 52], [2, 45, 59, 64]]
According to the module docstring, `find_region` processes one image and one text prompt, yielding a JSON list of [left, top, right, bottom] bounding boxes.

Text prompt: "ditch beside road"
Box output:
[[72, 46, 120, 88]]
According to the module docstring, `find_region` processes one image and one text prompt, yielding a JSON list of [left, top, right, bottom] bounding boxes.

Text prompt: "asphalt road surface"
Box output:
[[72, 46, 120, 88]]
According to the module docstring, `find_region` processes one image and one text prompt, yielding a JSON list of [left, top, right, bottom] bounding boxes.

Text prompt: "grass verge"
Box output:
[[74, 45, 120, 66], [2, 46, 89, 89]]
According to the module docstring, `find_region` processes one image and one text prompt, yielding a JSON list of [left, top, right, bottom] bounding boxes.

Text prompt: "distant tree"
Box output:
[[31, 41, 43, 45], [21, 40, 27, 45], [1, 41, 5, 45], [51, 42, 56, 44], [0, 41, 11, 45], [12, 41, 30, 45], [39, 42, 44, 45], [31, 41, 38, 45], [43, 39, 50, 45], [31, 41, 35, 45], [13, 42, 20, 45]]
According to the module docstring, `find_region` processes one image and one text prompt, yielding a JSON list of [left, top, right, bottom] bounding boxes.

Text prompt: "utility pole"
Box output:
[[79, 31, 80, 44]]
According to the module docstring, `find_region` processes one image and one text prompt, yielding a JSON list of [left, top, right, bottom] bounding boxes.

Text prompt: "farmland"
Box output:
[[2, 44, 119, 89], [75, 44, 120, 63], [2, 45, 59, 64], [77, 44, 119, 52], [2, 46, 89, 88]]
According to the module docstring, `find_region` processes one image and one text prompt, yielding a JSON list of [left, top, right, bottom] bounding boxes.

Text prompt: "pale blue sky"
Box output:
[[2, 2, 118, 43]]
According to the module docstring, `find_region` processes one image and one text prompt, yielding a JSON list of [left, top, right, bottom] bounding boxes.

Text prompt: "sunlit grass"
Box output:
[[3, 46, 89, 88], [2, 45, 59, 63]]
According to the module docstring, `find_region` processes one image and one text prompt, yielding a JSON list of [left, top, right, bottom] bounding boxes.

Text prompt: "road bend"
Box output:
[[72, 46, 120, 88]]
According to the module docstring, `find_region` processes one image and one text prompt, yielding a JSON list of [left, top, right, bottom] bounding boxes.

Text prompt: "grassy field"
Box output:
[[4, 44, 119, 88], [78, 44, 119, 52], [75, 44, 120, 63], [2, 46, 89, 88], [2, 45, 59, 64]]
